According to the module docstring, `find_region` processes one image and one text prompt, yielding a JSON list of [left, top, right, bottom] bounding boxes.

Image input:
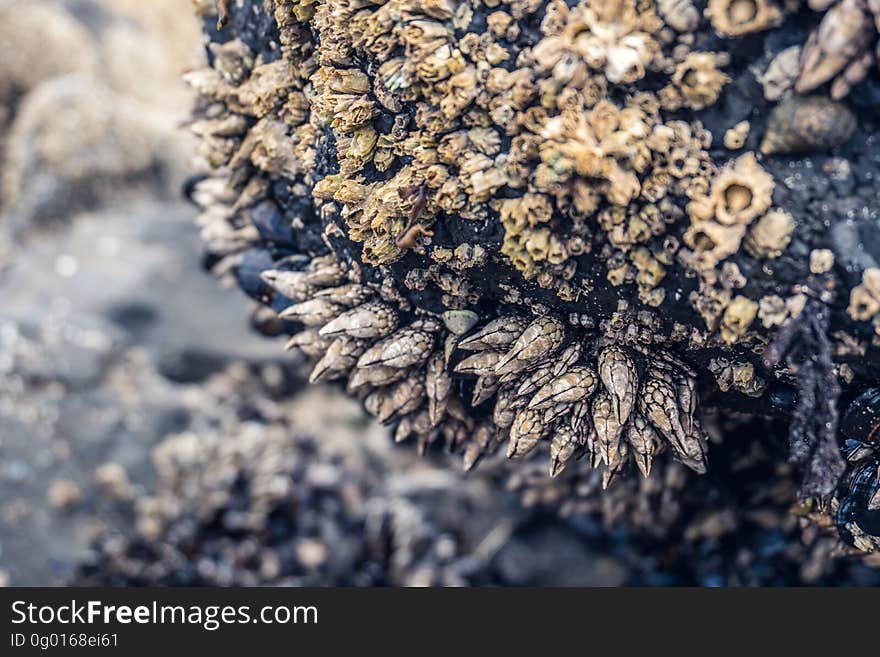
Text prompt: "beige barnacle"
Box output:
[[760, 46, 801, 101], [425, 352, 452, 426], [304, 255, 347, 287], [744, 209, 795, 259], [472, 375, 501, 406], [279, 298, 343, 326], [309, 336, 366, 383], [357, 325, 435, 369], [313, 283, 373, 307], [626, 414, 662, 478], [688, 153, 774, 227], [492, 386, 523, 429], [705, 0, 782, 36], [346, 365, 406, 393], [457, 315, 528, 351], [682, 219, 749, 270], [639, 374, 689, 456], [795, 0, 874, 97], [284, 329, 332, 358], [597, 346, 638, 425], [261, 269, 313, 300], [554, 342, 583, 374], [453, 351, 503, 376], [516, 364, 556, 398], [658, 0, 701, 32], [529, 365, 599, 409], [724, 121, 750, 150], [592, 390, 625, 467], [810, 249, 835, 274], [463, 423, 499, 472], [848, 268, 880, 321], [377, 376, 426, 424], [602, 439, 630, 489], [319, 302, 399, 339], [549, 426, 580, 477], [662, 53, 729, 111], [720, 295, 759, 344], [507, 408, 547, 458], [569, 399, 592, 437], [495, 316, 565, 376], [674, 370, 699, 436]]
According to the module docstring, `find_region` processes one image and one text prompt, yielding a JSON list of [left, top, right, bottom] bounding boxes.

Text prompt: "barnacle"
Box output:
[[795, 0, 879, 100], [848, 268, 880, 324], [705, 0, 783, 36], [186, 0, 880, 558], [744, 209, 795, 259]]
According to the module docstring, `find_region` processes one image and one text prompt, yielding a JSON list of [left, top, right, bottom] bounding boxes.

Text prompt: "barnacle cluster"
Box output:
[[188, 0, 880, 556], [75, 419, 515, 586], [795, 0, 880, 100]]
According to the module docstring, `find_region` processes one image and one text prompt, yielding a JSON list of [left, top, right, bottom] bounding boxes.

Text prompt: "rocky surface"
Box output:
[[1, 0, 879, 586]]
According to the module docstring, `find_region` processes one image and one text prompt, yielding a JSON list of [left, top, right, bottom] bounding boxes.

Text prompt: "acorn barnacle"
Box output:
[[184, 0, 880, 568], [705, 0, 783, 36]]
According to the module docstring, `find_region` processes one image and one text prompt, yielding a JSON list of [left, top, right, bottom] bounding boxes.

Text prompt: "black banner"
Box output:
[[1, 587, 876, 654]]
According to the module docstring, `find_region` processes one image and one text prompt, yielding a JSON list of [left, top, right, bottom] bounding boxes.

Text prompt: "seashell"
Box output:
[[551, 342, 582, 376], [602, 438, 629, 490], [515, 364, 555, 398], [303, 256, 347, 287], [836, 463, 880, 550], [441, 310, 479, 335], [493, 386, 525, 429], [840, 388, 880, 445], [760, 95, 856, 156], [377, 376, 425, 423]]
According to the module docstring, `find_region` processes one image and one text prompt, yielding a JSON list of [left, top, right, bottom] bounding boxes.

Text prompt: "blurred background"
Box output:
[[0, 0, 294, 584]]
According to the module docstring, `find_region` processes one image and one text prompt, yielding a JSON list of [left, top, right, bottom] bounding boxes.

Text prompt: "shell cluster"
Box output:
[[262, 263, 709, 481], [187, 0, 880, 554]]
